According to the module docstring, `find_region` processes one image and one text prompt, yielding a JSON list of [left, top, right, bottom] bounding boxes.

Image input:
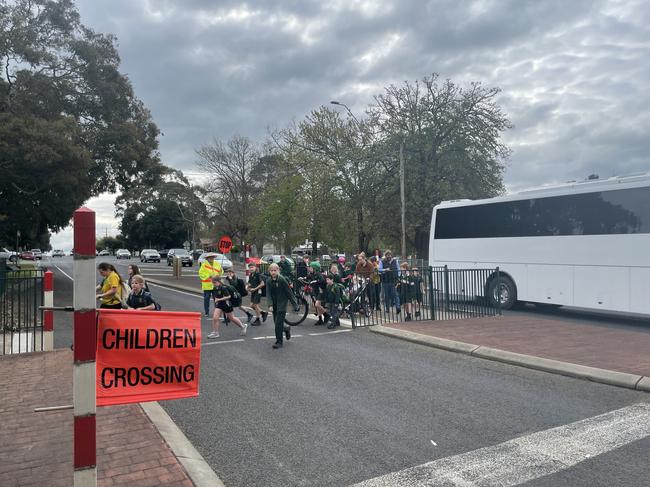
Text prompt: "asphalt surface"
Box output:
[[45, 257, 649, 486]]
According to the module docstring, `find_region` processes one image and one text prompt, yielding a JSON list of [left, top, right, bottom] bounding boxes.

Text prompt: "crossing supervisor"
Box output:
[[96, 309, 201, 406]]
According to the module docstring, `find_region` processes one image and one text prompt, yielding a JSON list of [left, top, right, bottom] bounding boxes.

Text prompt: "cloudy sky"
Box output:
[[52, 0, 650, 249]]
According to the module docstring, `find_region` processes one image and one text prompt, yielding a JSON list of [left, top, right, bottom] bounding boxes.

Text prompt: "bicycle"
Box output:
[[283, 275, 310, 326]]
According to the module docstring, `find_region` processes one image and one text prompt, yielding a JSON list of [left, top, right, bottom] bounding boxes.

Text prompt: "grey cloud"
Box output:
[[74, 0, 650, 188]]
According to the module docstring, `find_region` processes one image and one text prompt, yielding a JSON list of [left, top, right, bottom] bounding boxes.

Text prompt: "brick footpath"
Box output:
[[386, 315, 650, 376], [0, 350, 194, 487]]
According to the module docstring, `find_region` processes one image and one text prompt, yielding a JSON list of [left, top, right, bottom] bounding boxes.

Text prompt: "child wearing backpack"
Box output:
[[126, 274, 159, 310], [224, 268, 255, 323], [207, 276, 247, 339]]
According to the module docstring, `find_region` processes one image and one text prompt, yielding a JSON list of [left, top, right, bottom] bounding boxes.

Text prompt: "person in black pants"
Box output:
[[266, 263, 299, 349]]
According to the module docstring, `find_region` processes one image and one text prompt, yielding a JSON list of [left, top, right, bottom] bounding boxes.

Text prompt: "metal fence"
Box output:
[[0, 261, 45, 354], [345, 266, 501, 328]]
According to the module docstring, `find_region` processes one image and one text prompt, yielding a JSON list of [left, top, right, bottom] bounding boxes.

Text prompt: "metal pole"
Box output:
[[73, 207, 97, 486], [399, 141, 406, 260]]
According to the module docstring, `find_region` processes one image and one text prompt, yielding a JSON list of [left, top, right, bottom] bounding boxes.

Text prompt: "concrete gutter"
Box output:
[[369, 325, 649, 393], [141, 401, 226, 487]]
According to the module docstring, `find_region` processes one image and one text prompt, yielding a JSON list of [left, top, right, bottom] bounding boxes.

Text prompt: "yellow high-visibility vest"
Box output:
[[198, 260, 223, 291]]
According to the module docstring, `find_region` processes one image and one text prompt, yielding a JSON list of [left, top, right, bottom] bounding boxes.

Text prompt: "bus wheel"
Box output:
[[487, 275, 517, 310]]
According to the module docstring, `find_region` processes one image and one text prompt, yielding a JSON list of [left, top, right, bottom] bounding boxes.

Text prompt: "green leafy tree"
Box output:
[[369, 74, 511, 255], [0, 0, 164, 245], [116, 172, 207, 249]]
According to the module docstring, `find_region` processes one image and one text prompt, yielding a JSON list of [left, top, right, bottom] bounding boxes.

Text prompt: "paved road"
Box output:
[[45, 257, 650, 486]]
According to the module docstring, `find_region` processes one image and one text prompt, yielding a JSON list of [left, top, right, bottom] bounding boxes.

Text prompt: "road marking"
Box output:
[[148, 283, 202, 299], [52, 264, 74, 281], [253, 336, 276, 340], [202, 339, 245, 346], [351, 402, 650, 487], [308, 329, 352, 336]]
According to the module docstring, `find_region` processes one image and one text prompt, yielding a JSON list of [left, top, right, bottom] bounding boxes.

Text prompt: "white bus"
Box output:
[[429, 173, 650, 313]]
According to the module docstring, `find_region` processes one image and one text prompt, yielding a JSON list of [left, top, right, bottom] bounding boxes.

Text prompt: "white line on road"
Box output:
[[202, 339, 245, 346], [308, 329, 352, 336], [148, 283, 202, 299], [351, 402, 650, 487], [52, 264, 73, 281]]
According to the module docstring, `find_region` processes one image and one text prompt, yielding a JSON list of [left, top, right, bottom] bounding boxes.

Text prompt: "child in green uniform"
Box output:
[[398, 262, 417, 321], [324, 274, 343, 329]]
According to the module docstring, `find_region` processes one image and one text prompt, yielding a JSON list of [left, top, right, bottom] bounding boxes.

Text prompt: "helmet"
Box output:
[[338, 256, 345, 263], [309, 261, 321, 270]]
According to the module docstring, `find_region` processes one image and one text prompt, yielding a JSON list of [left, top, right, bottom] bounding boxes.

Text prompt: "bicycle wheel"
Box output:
[[284, 296, 309, 325]]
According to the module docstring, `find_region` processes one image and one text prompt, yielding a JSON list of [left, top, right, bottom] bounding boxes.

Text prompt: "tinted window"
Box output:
[[435, 186, 650, 239]]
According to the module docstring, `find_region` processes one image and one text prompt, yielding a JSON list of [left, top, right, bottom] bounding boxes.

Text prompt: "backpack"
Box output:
[[226, 284, 241, 301], [236, 278, 248, 297]]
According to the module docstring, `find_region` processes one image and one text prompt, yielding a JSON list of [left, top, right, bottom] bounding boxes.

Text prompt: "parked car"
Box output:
[[52, 249, 65, 257], [116, 249, 131, 260], [167, 248, 193, 267], [30, 249, 43, 260], [20, 250, 35, 261], [98, 249, 110, 256], [140, 249, 161, 263], [158, 249, 169, 259], [0, 247, 18, 263]]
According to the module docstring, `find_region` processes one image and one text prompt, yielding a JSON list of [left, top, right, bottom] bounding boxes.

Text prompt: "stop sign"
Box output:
[[218, 236, 233, 254]]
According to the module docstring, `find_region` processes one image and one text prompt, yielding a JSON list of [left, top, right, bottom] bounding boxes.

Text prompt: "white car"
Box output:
[[30, 248, 43, 260], [140, 249, 161, 263], [198, 253, 233, 268], [0, 247, 18, 263], [116, 249, 131, 259]]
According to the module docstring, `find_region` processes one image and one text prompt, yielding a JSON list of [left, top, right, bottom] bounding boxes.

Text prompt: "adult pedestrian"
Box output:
[[246, 262, 268, 325], [266, 263, 299, 349], [355, 252, 376, 309], [198, 252, 223, 317], [380, 250, 401, 314], [207, 277, 247, 339], [369, 256, 382, 310], [96, 262, 124, 309]]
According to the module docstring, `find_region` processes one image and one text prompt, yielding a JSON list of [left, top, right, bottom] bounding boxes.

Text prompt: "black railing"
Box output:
[[346, 266, 501, 328], [0, 261, 44, 354]]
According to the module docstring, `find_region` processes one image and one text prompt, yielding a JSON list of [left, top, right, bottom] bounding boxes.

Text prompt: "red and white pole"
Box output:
[[73, 208, 97, 486], [43, 270, 54, 351]]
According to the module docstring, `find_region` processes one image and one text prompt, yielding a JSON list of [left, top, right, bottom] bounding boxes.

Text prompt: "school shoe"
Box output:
[[396, 307, 401, 315], [315, 317, 324, 326], [272, 342, 283, 349], [240, 323, 248, 336], [323, 313, 331, 325], [261, 311, 269, 322], [207, 331, 220, 339], [246, 312, 254, 323], [284, 326, 291, 340], [250, 318, 261, 326], [405, 314, 412, 321], [327, 322, 336, 329]]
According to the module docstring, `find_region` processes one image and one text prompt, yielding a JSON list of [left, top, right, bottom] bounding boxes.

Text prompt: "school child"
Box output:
[[398, 262, 416, 321], [323, 274, 343, 329], [126, 274, 156, 310], [329, 263, 342, 284], [266, 263, 299, 349], [308, 261, 328, 325], [411, 267, 424, 317], [246, 262, 268, 326], [224, 268, 255, 323], [207, 277, 247, 339]]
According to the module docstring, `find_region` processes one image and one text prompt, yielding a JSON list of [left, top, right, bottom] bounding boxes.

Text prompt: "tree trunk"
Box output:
[[414, 226, 430, 259]]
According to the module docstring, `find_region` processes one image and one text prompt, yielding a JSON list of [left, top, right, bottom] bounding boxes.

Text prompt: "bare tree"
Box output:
[[196, 134, 259, 245]]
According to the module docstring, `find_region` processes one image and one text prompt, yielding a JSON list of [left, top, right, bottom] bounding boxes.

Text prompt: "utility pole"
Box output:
[[399, 141, 406, 260]]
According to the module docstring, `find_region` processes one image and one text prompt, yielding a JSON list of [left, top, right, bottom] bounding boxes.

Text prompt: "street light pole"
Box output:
[[331, 100, 407, 259]]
